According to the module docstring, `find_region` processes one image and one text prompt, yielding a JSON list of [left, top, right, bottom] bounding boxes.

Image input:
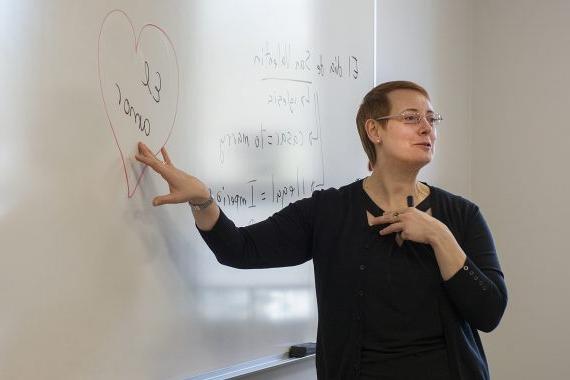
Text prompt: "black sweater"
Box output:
[[198, 179, 508, 379], [359, 185, 448, 378]]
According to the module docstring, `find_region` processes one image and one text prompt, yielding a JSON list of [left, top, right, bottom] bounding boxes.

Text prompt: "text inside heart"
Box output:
[[98, 9, 179, 197]]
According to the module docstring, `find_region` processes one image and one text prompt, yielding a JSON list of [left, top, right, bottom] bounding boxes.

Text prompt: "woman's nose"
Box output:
[[418, 118, 433, 134]]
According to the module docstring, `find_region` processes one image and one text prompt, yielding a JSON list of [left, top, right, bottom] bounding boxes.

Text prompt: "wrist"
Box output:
[[189, 195, 214, 211], [190, 185, 212, 204], [428, 221, 453, 247], [189, 195, 211, 204]]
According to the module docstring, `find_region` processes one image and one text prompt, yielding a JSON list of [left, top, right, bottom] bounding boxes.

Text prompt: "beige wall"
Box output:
[[379, 2, 570, 377], [472, 1, 570, 378], [377, 0, 473, 195]]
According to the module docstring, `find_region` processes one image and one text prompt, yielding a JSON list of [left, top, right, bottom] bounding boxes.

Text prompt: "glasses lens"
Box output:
[[401, 112, 421, 124], [427, 113, 442, 126]]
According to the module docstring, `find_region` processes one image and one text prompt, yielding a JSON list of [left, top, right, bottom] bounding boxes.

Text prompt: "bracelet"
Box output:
[[189, 195, 214, 211]]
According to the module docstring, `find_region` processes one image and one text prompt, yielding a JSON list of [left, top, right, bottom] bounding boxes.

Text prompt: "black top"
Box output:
[[359, 186, 448, 378], [198, 179, 508, 379]]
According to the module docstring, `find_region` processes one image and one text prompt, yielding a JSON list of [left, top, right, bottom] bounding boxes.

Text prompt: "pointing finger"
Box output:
[[138, 142, 150, 156], [136, 156, 165, 177], [136, 143, 166, 172], [161, 146, 173, 166], [140, 142, 159, 160], [135, 150, 157, 167], [137, 142, 155, 160]]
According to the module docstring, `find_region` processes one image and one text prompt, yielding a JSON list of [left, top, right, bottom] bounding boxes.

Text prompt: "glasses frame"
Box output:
[[374, 111, 443, 127]]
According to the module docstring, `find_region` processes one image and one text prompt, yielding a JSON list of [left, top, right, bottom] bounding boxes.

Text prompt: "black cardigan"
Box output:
[[198, 179, 508, 379]]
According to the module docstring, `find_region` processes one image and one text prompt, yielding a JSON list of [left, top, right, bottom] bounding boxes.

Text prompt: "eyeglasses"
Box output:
[[375, 111, 443, 127]]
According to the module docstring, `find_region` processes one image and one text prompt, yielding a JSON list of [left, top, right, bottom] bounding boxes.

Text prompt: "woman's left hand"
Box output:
[[369, 207, 447, 245]]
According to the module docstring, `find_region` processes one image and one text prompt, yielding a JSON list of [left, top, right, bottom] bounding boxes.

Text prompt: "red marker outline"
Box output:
[[98, 9, 180, 198]]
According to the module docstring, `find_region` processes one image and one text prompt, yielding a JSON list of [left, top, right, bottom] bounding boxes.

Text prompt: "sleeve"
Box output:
[[442, 206, 508, 333], [196, 193, 317, 269]]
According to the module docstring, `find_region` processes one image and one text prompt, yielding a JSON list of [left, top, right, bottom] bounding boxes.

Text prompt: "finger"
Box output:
[[370, 211, 404, 225], [137, 142, 156, 162], [153, 193, 184, 206], [396, 232, 404, 245], [134, 152, 146, 164], [392, 207, 411, 215], [161, 146, 173, 166], [135, 152, 165, 174], [135, 152, 156, 167], [369, 214, 393, 225], [379, 222, 404, 236], [138, 142, 153, 157], [136, 143, 166, 172], [139, 142, 162, 162]]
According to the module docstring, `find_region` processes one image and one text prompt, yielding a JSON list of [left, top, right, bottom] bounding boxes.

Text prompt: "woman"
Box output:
[[136, 81, 507, 379]]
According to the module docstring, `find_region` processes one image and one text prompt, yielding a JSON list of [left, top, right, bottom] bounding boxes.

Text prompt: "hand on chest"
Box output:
[[367, 207, 433, 247]]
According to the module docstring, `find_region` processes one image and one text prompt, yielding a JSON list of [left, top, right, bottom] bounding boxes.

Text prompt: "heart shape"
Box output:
[[98, 9, 179, 197]]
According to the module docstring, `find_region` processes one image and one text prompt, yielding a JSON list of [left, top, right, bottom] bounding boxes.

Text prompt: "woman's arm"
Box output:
[[135, 142, 315, 269], [197, 196, 316, 269], [438, 208, 508, 333], [428, 222, 467, 281], [373, 204, 508, 332]]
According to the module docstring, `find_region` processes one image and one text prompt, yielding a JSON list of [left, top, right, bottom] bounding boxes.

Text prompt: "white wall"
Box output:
[[377, 0, 473, 195], [379, 1, 570, 378], [472, 1, 570, 378]]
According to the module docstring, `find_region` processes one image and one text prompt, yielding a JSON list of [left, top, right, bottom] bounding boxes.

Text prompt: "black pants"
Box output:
[[359, 348, 452, 380]]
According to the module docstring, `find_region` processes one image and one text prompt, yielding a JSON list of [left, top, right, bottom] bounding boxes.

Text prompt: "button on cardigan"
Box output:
[[198, 179, 508, 379]]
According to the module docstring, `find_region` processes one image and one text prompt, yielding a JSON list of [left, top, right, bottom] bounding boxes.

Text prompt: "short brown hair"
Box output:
[[356, 80, 430, 167]]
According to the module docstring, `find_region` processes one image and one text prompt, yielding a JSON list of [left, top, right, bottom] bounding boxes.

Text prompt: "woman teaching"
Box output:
[[136, 81, 507, 379]]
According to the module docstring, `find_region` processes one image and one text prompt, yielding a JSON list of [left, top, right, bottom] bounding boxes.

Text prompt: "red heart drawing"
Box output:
[[98, 9, 179, 198]]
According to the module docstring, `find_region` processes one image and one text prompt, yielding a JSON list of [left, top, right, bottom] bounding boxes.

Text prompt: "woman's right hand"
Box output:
[[135, 142, 210, 207]]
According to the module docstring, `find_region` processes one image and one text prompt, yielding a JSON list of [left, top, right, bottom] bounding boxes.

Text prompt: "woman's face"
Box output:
[[377, 89, 437, 168]]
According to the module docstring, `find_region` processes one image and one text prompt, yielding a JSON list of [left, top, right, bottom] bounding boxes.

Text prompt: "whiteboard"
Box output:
[[0, 1, 374, 379]]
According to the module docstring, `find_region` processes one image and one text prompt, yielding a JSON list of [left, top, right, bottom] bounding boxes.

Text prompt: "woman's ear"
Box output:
[[365, 119, 382, 144]]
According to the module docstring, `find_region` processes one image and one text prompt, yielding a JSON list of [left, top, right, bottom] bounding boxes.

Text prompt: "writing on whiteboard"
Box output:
[[210, 169, 324, 213], [98, 9, 180, 198], [218, 124, 320, 164], [253, 42, 359, 80], [142, 60, 162, 103], [209, 40, 366, 220], [114, 82, 151, 137], [267, 85, 311, 114]]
